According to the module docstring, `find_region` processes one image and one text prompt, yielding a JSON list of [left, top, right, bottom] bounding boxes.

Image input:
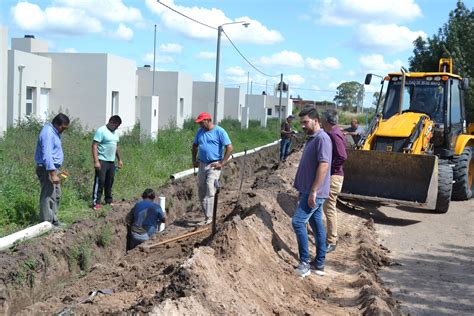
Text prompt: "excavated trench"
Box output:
[[0, 143, 400, 315]]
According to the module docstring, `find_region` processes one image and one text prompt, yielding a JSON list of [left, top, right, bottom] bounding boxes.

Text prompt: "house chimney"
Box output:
[[24, 34, 35, 39]]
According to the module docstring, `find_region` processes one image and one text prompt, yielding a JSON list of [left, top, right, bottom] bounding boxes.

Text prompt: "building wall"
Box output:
[[192, 81, 224, 122], [176, 72, 193, 127], [224, 87, 245, 121], [266, 95, 292, 119], [7, 50, 52, 126], [106, 54, 137, 130], [0, 27, 7, 136], [44, 53, 136, 131], [12, 37, 48, 53], [245, 94, 266, 121]]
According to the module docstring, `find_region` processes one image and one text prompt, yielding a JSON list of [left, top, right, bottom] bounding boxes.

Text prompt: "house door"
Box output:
[[38, 88, 49, 120]]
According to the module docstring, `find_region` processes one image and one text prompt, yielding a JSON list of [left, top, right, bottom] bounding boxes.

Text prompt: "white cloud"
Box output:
[[255, 51, 304, 67], [202, 73, 215, 81], [159, 43, 182, 54], [143, 53, 174, 64], [145, 0, 283, 44], [225, 66, 246, 77], [355, 23, 426, 53], [11, 1, 103, 35], [56, 0, 143, 23], [113, 23, 133, 41], [306, 57, 341, 70], [359, 54, 405, 77], [63, 47, 77, 53], [318, 0, 422, 26], [286, 74, 305, 86], [197, 51, 216, 59]]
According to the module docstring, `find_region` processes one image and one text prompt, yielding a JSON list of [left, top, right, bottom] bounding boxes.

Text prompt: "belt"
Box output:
[[37, 163, 61, 169]]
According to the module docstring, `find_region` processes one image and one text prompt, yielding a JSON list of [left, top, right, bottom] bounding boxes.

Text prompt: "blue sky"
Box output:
[[1, 0, 473, 106]]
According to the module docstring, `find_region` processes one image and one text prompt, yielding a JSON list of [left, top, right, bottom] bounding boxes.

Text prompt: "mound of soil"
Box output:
[[0, 144, 399, 315]]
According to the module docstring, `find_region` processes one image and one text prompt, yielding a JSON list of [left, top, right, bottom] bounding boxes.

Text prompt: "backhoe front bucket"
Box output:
[[340, 150, 438, 209]]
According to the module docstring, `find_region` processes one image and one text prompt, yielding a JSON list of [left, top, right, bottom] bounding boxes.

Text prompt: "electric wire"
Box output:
[[156, 1, 217, 30]]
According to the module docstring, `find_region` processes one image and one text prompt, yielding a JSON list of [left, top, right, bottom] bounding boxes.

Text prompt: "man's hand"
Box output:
[[210, 161, 223, 170], [117, 160, 123, 169], [308, 191, 317, 209], [50, 173, 60, 184], [94, 161, 101, 170]]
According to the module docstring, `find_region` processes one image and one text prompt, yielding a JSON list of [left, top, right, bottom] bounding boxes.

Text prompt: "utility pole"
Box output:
[[152, 24, 157, 96], [278, 73, 283, 124]]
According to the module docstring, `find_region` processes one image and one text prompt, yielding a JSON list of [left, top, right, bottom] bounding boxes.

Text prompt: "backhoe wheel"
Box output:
[[452, 147, 473, 200], [434, 163, 453, 213]]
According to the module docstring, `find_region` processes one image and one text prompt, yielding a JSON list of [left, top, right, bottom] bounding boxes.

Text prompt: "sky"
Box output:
[[1, 0, 473, 107]]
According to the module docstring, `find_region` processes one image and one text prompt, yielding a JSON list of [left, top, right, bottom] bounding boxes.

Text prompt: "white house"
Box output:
[[136, 67, 192, 129], [265, 94, 293, 120], [0, 26, 8, 136], [42, 52, 137, 130], [224, 87, 245, 121], [7, 36, 52, 126], [192, 81, 225, 122], [245, 94, 268, 127]]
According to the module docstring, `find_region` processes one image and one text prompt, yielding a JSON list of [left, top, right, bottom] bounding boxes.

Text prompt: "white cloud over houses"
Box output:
[[63, 48, 77, 53], [359, 54, 405, 75], [355, 23, 426, 53], [197, 51, 216, 59], [201, 73, 215, 81], [286, 74, 305, 86], [306, 57, 341, 70], [145, 0, 283, 44], [113, 23, 133, 41], [56, 0, 143, 23], [143, 53, 174, 64], [11, 1, 103, 35], [255, 51, 304, 67], [159, 43, 183, 54], [318, 0, 422, 26], [225, 66, 246, 77]]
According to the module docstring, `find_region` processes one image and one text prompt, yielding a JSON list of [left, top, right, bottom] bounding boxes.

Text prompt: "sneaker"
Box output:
[[198, 217, 213, 226], [309, 262, 326, 276], [295, 262, 311, 277], [52, 221, 66, 229], [327, 243, 337, 253], [92, 204, 102, 210]]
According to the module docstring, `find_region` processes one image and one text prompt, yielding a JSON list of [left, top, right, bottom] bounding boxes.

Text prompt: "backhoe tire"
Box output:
[[434, 163, 453, 213], [452, 147, 473, 200]]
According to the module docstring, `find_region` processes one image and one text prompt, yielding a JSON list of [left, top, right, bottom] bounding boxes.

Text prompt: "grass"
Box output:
[[0, 116, 283, 236]]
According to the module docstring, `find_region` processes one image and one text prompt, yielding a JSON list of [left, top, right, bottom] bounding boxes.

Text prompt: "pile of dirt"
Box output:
[[0, 144, 399, 315]]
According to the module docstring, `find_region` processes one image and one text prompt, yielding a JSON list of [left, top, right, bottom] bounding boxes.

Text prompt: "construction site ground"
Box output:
[[1, 143, 450, 315]]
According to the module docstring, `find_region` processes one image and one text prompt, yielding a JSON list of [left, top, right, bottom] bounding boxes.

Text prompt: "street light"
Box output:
[[213, 21, 249, 123], [17, 64, 26, 122]]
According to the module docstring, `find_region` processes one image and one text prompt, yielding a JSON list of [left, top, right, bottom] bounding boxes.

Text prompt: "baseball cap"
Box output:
[[287, 115, 295, 119], [195, 112, 212, 123]]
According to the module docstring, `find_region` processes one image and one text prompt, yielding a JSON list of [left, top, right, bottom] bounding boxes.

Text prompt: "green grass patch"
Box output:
[[0, 116, 283, 236]]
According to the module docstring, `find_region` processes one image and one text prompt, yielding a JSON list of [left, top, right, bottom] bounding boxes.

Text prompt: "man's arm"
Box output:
[[221, 144, 233, 165], [92, 141, 101, 170], [308, 162, 330, 208], [115, 145, 123, 169], [192, 143, 199, 167]]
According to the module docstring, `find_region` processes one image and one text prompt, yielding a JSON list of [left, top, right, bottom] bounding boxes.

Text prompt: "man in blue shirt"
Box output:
[[91, 115, 123, 210], [34, 113, 70, 225], [343, 118, 365, 145], [126, 188, 166, 250], [192, 112, 233, 225], [292, 107, 332, 278]]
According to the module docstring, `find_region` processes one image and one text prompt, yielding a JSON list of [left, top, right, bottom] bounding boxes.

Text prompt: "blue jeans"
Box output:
[[292, 194, 327, 267], [280, 138, 292, 161]]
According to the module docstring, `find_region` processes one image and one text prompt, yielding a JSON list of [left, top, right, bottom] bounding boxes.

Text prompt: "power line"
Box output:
[[221, 30, 280, 78], [156, 1, 217, 30]]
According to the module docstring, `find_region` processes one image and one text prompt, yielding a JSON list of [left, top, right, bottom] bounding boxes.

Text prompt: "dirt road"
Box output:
[[341, 199, 474, 315]]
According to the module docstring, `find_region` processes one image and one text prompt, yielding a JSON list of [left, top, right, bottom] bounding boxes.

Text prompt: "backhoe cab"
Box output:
[[340, 58, 474, 213]]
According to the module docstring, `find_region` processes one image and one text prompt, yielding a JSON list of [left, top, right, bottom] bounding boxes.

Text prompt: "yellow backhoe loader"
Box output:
[[340, 58, 474, 213]]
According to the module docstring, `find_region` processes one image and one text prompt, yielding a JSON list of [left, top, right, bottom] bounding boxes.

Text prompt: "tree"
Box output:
[[333, 81, 364, 112], [372, 91, 385, 109], [409, 0, 474, 120]]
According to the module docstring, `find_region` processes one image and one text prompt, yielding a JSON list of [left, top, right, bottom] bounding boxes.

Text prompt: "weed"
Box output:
[[13, 257, 39, 288], [68, 240, 94, 272], [96, 224, 112, 248]]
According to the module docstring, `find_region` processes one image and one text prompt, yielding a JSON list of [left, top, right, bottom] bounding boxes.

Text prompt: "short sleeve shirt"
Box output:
[[93, 125, 119, 162], [131, 200, 165, 236], [294, 130, 332, 197], [193, 125, 231, 164]]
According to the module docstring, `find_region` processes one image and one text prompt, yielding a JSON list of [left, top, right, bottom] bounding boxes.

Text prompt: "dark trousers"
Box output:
[[36, 166, 61, 223], [92, 160, 115, 205], [280, 138, 292, 161]]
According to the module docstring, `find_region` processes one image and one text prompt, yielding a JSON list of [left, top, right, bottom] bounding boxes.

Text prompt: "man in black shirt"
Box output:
[[280, 115, 296, 161]]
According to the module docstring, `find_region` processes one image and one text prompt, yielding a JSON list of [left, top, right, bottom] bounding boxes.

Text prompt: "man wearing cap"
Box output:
[[321, 109, 347, 253], [192, 112, 233, 225], [280, 115, 296, 161]]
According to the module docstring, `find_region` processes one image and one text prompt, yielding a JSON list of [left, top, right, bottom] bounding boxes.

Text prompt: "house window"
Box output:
[[267, 108, 272, 115], [26, 87, 35, 116], [154, 109, 157, 117], [180, 98, 184, 117], [111, 91, 119, 115]]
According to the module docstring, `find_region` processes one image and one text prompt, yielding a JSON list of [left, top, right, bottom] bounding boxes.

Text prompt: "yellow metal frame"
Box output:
[[455, 134, 474, 155]]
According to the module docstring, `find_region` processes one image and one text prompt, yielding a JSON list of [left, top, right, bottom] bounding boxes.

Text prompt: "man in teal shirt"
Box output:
[[92, 115, 123, 210]]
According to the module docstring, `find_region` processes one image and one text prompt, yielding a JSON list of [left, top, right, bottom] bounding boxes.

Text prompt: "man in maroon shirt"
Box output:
[[321, 109, 347, 253]]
